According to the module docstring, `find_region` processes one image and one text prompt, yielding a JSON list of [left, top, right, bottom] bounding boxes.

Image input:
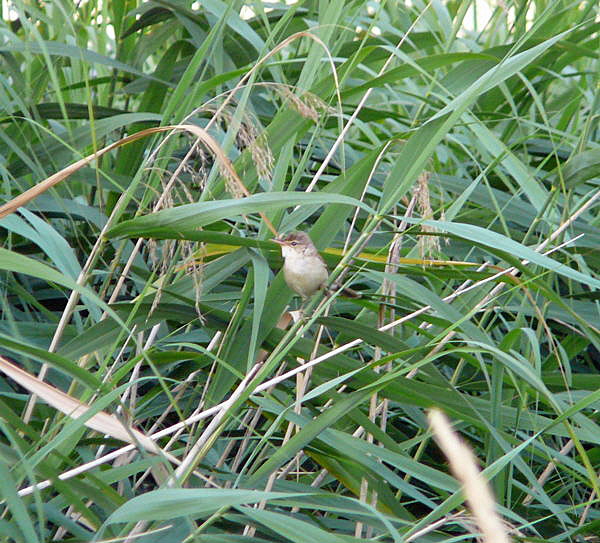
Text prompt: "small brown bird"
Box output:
[[273, 231, 329, 298], [273, 231, 360, 299]]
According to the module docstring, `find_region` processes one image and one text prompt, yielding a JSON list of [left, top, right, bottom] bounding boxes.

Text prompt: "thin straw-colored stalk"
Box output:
[[428, 409, 511, 543]]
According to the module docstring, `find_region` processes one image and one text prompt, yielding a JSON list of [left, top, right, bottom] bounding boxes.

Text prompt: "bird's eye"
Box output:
[[291, 241, 297, 246]]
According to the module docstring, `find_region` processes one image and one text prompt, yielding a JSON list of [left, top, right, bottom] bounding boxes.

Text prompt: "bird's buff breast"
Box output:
[[283, 252, 328, 298]]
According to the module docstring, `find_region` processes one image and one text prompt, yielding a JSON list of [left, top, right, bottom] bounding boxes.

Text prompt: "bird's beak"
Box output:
[[272, 238, 286, 246]]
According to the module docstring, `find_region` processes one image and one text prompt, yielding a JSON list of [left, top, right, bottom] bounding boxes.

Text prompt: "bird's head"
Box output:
[[273, 231, 317, 258]]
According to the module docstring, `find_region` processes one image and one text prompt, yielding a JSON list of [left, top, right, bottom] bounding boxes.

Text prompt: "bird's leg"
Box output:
[[327, 281, 361, 298]]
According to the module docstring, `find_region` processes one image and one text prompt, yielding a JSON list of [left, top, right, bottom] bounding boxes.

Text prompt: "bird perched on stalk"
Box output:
[[273, 231, 360, 299]]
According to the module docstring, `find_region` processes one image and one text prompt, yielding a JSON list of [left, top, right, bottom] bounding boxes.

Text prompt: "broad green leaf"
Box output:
[[563, 148, 600, 187], [107, 489, 307, 523], [242, 508, 347, 543], [106, 192, 370, 239], [0, 39, 168, 83], [419, 220, 600, 289]]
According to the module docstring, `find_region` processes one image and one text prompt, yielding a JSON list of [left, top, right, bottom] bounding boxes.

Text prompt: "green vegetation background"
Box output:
[[0, 0, 598, 541]]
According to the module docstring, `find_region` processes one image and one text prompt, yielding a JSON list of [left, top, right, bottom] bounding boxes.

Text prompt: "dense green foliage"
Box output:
[[0, 0, 598, 541]]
